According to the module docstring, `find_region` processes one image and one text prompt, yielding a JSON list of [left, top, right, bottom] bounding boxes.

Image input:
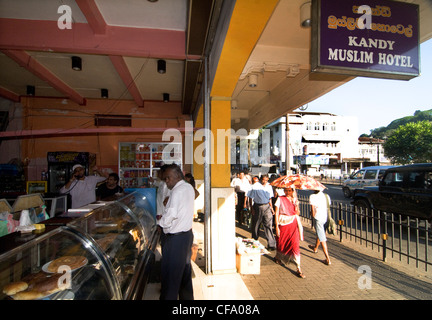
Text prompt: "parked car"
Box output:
[[352, 163, 432, 221], [342, 165, 396, 198]]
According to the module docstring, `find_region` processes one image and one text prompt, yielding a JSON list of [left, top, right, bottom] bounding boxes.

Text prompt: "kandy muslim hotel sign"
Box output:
[[311, 0, 420, 80]]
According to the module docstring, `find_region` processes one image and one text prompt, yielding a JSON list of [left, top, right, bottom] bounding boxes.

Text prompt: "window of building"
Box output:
[[314, 122, 320, 130], [322, 122, 329, 131], [331, 122, 336, 131]]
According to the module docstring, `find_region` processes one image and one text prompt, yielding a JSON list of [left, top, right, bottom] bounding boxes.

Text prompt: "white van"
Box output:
[[342, 165, 396, 198]]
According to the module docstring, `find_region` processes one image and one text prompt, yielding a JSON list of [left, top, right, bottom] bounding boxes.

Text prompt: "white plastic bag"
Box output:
[[15, 209, 35, 233]]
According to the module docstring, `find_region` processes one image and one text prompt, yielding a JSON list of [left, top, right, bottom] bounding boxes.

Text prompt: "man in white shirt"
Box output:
[[149, 165, 171, 222], [309, 190, 331, 265], [159, 164, 195, 300], [230, 171, 251, 222], [149, 164, 171, 249], [60, 164, 106, 209]]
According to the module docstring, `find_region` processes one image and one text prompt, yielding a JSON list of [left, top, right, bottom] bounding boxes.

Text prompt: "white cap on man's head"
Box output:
[[72, 164, 84, 172]]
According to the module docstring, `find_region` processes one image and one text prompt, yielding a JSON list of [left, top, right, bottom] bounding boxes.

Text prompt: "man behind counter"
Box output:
[[96, 172, 124, 200], [60, 164, 107, 209]]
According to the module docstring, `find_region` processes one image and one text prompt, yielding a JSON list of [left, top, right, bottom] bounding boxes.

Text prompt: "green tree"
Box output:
[[383, 120, 432, 164], [364, 109, 432, 138]]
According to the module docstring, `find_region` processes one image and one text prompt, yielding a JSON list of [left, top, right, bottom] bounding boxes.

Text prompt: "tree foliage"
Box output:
[[383, 120, 432, 164], [366, 109, 432, 139]]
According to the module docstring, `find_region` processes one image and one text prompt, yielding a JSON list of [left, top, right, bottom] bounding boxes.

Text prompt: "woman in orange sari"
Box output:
[[274, 186, 305, 278]]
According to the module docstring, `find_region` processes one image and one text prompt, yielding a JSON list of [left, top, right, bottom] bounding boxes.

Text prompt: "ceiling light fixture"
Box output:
[[157, 59, 166, 74], [163, 93, 170, 102], [72, 56, 82, 71], [231, 100, 238, 110], [26, 85, 35, 96], [147, 0, 158, 2], [300, 2, 312, 28], [248, 74, 258, 88], [101, 89, 108, 99]]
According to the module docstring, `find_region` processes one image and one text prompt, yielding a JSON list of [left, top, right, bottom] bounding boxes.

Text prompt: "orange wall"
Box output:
[[19, 97, 190, 179]]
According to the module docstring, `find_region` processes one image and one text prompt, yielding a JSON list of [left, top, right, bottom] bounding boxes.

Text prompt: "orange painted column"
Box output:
[[210, 0, 279, 187], [194, 0, 278, 274]]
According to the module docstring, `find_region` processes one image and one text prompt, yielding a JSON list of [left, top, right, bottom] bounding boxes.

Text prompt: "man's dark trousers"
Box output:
[[251, 203, 276, 248], [160, 229, 194, 300]]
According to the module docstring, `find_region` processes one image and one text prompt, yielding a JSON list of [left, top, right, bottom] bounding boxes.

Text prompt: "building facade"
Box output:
[[266, 112, 389, 178]]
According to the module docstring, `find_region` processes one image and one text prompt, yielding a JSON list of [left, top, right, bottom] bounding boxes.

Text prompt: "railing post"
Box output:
[[382, 212, 388, 262], [338, 219, 344, 242], [338, 203, 343, 242], [382, 233, 388, 262], [426, 222, 429, 272]]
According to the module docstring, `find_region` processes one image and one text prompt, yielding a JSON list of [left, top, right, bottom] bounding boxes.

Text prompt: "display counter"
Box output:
[[0, 192, 159, 300], [124, 188, 156, 218], [1, 193, 67, 219]]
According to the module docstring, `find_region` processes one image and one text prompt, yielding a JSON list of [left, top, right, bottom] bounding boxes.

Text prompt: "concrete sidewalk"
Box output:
[[236, 219, 432, 300], [144, 219, 432, 300]]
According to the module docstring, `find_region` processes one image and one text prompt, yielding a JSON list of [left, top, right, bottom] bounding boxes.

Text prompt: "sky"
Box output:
[[302, 39, 432, 136]]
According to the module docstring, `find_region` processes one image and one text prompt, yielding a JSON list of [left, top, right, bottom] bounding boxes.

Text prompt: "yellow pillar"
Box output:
[[204, 0, 278, 274], [212, 0, 278, 96], [210, 0, 279, 184], [210, 99, 231, 187]]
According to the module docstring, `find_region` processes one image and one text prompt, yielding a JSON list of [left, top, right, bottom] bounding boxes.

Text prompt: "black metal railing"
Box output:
[[297, 195, 431, 272]]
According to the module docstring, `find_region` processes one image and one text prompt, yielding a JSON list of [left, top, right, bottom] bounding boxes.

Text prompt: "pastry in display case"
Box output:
[[0, 227, 121, 300], [68, 193, 159, 299], [0, 192, 159, 300]]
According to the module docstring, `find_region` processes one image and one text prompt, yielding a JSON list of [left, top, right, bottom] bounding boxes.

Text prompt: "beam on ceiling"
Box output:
[[182, 60, 202, 115], [75, 0, 107, 35], [0, 86, 20, 102], [1, 49, 85, 105], [187, 0, 214, 56], [182, 0, 215, 115], [0, 127, 198, 140], [109, 55, 144, 107], [0, 18, 196, 60]]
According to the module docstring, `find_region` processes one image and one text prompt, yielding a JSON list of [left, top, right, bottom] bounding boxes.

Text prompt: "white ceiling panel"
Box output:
[[0, 0, 87, 22], [95, 0, 188, 30], [124, 57, 184, 101]]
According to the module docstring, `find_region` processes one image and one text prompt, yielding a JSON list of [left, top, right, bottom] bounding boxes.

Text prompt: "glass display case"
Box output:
[[0, 226, 120, 300], [0, 192, 158, 300]]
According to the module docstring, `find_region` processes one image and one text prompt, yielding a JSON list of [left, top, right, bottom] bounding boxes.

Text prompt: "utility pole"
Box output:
[[286, 114, 291, 175], [377, 142, 380, 166]]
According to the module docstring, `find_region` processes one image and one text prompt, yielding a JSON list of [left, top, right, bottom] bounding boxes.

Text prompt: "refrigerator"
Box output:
[[47, 152, 95, 194]]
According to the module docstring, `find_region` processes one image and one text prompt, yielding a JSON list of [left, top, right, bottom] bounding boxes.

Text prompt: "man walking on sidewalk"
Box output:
[[247, 176, 276, 250], [308, 190, 331, 265]]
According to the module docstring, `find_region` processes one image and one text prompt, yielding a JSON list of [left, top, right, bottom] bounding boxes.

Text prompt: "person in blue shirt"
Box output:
[[247, 176, 276, 250]]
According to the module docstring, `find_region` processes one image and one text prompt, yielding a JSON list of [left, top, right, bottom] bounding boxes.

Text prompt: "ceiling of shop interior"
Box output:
[[0, 0, 431, 131]]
